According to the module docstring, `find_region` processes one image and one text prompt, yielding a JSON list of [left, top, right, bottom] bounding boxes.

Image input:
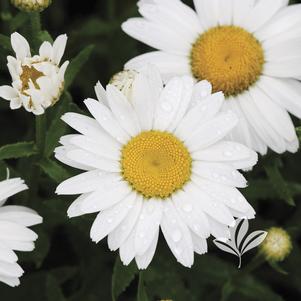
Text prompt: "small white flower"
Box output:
[[10, 0, 52, 12], [0, 32, 69, 115], [0, 177, 42, 287], [55, 66, 257, 269], [122, 0, 301, 155]]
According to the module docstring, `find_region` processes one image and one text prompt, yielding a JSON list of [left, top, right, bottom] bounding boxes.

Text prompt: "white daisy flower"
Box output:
[[122, 0, 301, 155], [0, 32, 69, 115], [55, 67, 257, 269], [0, 177, 42, 287]]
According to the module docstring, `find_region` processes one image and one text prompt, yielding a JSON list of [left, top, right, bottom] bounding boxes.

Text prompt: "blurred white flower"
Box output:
[[122, 0, 301, 155], [109, 70, 138, 100], [55, 66, 257, 269], [0, 32, 69, 115], [10, 0, 52, 12], [0, 177, 42, 287]]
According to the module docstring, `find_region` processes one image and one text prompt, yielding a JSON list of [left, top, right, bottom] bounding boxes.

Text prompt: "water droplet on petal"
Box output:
[[107, 218, 113, 224], [172, 230, 182, 242]]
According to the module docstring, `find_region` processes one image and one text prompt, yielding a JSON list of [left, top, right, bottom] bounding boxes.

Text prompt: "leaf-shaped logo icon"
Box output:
[[213, 219, 267, 268]]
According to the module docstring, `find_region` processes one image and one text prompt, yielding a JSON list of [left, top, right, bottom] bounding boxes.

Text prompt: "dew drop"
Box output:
[[107, 218, 113, 224], [172, 230, 182, 242]]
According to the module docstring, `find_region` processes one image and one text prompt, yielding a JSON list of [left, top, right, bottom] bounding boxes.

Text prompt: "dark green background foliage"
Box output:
[[0, 0, 300, 300]]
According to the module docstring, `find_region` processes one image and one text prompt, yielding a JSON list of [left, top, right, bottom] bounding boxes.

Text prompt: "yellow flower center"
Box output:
[[121, 131, 192, 199], [20, 65, 44, 93], [191, 26, 264, 97]]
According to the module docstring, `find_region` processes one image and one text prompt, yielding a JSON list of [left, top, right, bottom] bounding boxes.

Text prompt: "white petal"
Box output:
[[80, 181, 131, 214], [90, 192, 137, 243], [39, 41, 53, 59], [61, 112, 121, 147], [0, 275, 20, 287], [84, 98, 130, 144], [153, 76, 192, 131], [125, 51, 191, 83], [185, 182, 235, 226], [191, 232, 208, 255], [0, 86, 18, 101], [258, 76, 301, 119], [134, 199, 162, 255], [56, 170, 118, 195], [193, 161, 247, 188], [0, 244, 18, 263], [131, 71, 155, 131], [239, 92, 286, 153], [172, 190, 210, 238], [242, 0, 286, 32], [3, 241, 34, 252], [10, 32, 31, 60], [161, 200, 194, 267], [207, 216, 231, 240], [65, 148, 120, 172], [52, 34, 68, 65], [0, 221, 37, 242], [108, 195, 143, 251], [232, 0, 256, 26], [119, 229, 136, 266], [122, 18, 192, 55], [106, 85, 141, 136], [0, 206, 42, 227], [249, 85, 297, 143], [95, 81, 109, 106], [0, 261, 23, 278], [175, 91, 224, 140], [184, 111, 238, 152], [0, 178, 28, 206], [135, 229, 159, 269]]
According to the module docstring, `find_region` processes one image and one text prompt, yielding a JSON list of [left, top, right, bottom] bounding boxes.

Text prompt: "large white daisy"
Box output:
[[122, 0, 301, 155], [55, 67, 257, 269], [0, 177, 42, 287], [0, 32, 68, 115]]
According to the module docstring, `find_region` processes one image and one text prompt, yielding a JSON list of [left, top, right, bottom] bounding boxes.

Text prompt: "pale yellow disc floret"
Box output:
[[191, 26, 264, 97], [121, 131, 192, 199]]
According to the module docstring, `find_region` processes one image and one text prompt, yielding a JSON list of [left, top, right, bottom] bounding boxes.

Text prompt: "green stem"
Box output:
[[35, 114, 46, 156], [29, 12, 41, 51]]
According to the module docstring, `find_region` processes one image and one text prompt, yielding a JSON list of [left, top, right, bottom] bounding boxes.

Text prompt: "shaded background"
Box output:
[[0, 0, 300, 300]]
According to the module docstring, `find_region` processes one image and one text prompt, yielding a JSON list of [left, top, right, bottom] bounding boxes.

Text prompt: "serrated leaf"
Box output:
[[39, 158, 72, 183], [65, 45, 94, 89], [241, 231, 267, 255], [213, 240, 239, 257], [0, 142, 37, 160], [112, 257, 138, 301], [46, 275, 66, 301], [265, 160, 295, 206], [137, 272, 149, 301], [45, 93, 72, 157], [0, 33, 11, 51]]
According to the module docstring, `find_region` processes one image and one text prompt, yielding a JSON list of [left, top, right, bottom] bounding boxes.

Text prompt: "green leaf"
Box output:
[[9, 12, 29, 32], [221, 280, 234, 301], [46, 275, 66, 301], [112, 257, 138, 301], [268, 260, 288, 275], [39, 158, 72, 183], [264, 159, 295, 206], [297, 127, 301, 141], [38, 30, 53, 43], [65, 45, 95, 89], [45, 93, 72, 157], [0, 33, 11, 51], [137, 272, 149, 301], [0, 142, 37, 160], [235, 275, 285, 301]]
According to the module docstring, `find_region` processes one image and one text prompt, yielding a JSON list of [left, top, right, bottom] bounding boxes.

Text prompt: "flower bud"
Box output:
[[260, 227, 292, 262], [10, 0, 51, 12], [110, 70, 138, 100]]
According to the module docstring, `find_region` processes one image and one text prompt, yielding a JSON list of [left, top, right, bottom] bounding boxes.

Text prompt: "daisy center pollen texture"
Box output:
[[121, 131, 192, 199], [20, 65, 44, 93], [191, 26, 264, 97]]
